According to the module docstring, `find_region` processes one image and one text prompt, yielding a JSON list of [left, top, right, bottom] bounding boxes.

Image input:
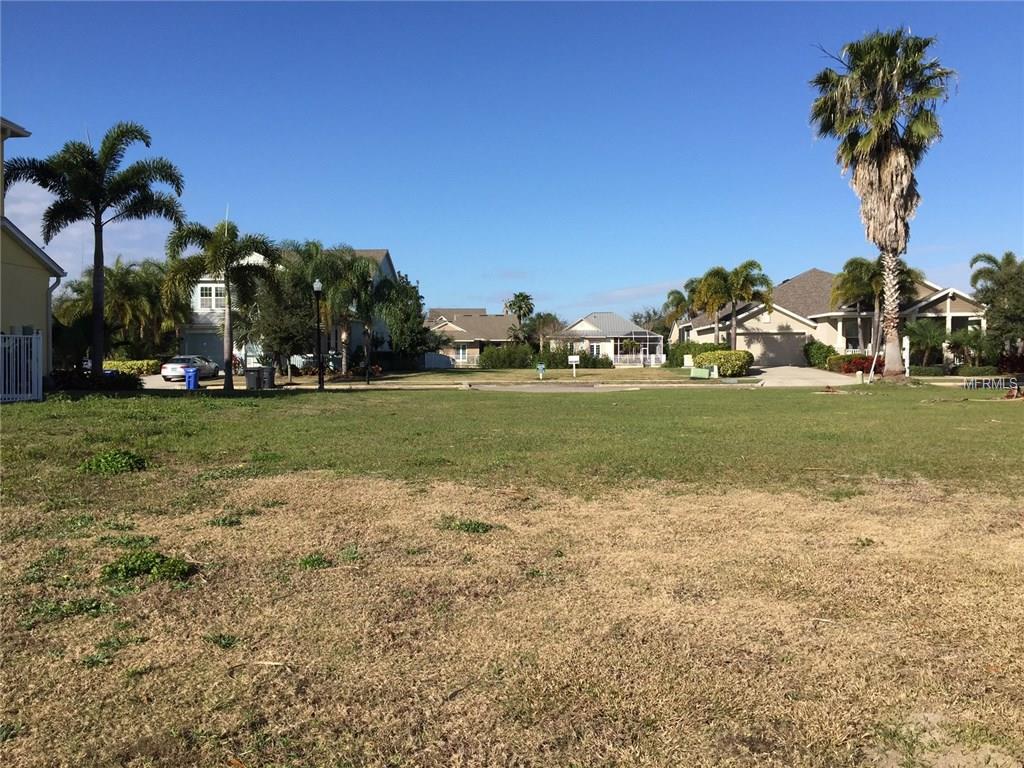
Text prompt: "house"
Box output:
[[546, 311, 665, 366], [425, 308, 518, 368], [181, 248, 398, 365], [1, 117, 66, 401], [674, 267, 986, 366]]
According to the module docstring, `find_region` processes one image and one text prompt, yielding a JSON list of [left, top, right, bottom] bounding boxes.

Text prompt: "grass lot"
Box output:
[[1, 386, 1022, 767]]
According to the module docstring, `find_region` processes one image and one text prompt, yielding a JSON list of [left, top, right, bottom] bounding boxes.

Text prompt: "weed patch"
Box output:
[[100, 550, 196, 583], [78, 449, 147, 475], [96, 534, 159, 549], [438, 516, 496, 534], [208, 514, 243, 527], [204, 633, 239, 650], [298, 553, 333, 570], [23, 597, 113, 628]]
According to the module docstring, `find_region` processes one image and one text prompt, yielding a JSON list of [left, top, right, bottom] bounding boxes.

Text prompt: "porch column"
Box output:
[[836, 318, 844, 350], [943, 295, 953, 364]]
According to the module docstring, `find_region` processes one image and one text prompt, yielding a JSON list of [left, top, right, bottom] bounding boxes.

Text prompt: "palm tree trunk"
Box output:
[[363, 324, 372, 384], [223, 280, 234, 392], [713, 310, 720, 345], [340, 324, 349, 375], [730, 301, 738, 350], [880, 251, 905, 377], [871, 294, 881, 355], [856, 302, 865, 351], [90, 221, 105, 376]]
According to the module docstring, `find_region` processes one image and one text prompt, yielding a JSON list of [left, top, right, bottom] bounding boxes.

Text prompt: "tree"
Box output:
[[970, 251, 1024, 352], [165, 221, 278, 392], [630, 307, 669, 339], [347, 256, 398, 383], [691, 267, 730, 345], [811, 29, 955, 376], [4, 121, 184, 374], [904, 319, 947, 367], [524, 311, 564, 350], [663, 278, 701, 328], [724, 260, 773, 350], [385, 272, 444, 360], [948, 327, 991, 367], [504, 292, 535, 327], [831, 256, 925, 353]]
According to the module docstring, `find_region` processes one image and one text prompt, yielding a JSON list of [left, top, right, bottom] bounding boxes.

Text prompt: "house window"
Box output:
[[214, 286, 226, 309], [589, 342, 601, 357], [199, 286, 213, 309], [455, 344, 468, 362]]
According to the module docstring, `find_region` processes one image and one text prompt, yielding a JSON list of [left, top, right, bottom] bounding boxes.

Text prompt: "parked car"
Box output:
[[161, 355, 220, 381]]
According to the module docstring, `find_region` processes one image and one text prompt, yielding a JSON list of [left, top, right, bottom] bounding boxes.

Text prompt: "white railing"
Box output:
[[1, 333, 43, 403], [613, 353, 666, 367], [453, 356, 480, 368]]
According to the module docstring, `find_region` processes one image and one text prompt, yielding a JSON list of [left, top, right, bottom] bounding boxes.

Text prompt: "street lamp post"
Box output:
[[313, 279, 324, 391]]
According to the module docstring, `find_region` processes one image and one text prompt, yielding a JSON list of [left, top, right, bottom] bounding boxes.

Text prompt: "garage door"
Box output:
[[738, 332, 807, 367], [183, 332, 223, 358]]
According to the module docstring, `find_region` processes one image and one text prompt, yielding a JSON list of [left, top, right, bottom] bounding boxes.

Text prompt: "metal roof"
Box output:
[[553, 311, 662, 338]]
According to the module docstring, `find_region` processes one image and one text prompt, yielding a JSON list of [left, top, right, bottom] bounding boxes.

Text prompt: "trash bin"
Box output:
[[260, 365, 275, 389], [183, 367, 199, 391], [244, 368, 262, 390]]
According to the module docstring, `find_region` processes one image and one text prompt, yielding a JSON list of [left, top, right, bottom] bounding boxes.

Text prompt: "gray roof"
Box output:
[[355, 248, 389, 264], [431, 313, 518, 342], [685, 268, 835, 329], [426, 307, 487, 324], [553, 311, 661, 338]]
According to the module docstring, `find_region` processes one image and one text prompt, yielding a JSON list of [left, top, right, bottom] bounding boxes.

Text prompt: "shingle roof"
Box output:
[[432, 313, 518, 341], [684, 268, 835, 328], [426, 307, 488, 324], [355, 249, 390, 264], [553, 311, 660, 338]]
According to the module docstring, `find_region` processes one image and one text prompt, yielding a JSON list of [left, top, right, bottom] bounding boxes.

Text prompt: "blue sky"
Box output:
[[2, 1, 1021, 318]]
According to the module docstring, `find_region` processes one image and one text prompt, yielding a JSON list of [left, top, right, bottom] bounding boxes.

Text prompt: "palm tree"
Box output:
[[970, 252, 1020, 301], [811, 29, 955, 376], [725, 260, 773, 350], [830, 257, 876, 351], [528, 311, 564, 350], [904, 319, 947, 367], [347, 256, 398, 383], [970, 251, 1023, 353], [3, 122, 184, 374], [691, 267, 730, 345], [504, 292, 535, 328], [663, 278, 701, 328], [164, 220, 278, 392]]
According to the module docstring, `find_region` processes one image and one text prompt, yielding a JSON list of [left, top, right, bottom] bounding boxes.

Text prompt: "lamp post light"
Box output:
[[313, 279, 324, 391]]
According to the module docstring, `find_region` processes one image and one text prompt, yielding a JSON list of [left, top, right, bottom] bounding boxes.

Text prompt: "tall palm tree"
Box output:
[[347, 256, 397, 383], [504, 292, 535, 327], [3, 122, 184, 374], [811, 29, 955, 376], [692, 267, 730, 345], [970, 251, 1023, 354], [725, 260, 773, 350], [970, 251, 1020, 304], [164, 220, 278, 392], [663, 277, 701, 328]]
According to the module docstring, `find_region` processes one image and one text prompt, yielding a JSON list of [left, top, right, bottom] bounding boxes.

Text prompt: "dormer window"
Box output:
[[199, 286, 213, 309]]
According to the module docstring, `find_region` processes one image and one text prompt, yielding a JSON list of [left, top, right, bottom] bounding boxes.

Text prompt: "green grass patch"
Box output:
[[298, 552, 333, 570], [438, 516, 495, 534], [23, 597, 113, 628], [78, 449, 147, 475], [21, 546, 71, 584], [204, 633, 239, 650], [96, 534, 159, 549], [100, 550, 196, 583], [208, 514, 243, 527]]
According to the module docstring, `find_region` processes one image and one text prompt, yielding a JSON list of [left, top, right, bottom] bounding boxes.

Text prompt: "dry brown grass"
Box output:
[[2, 474, 1022, 767]]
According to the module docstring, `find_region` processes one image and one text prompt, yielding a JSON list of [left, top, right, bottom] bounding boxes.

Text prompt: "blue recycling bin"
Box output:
[[183, 366, 200, 391]]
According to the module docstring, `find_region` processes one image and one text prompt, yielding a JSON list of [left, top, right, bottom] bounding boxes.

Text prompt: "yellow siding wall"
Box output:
[[1, 228, 53, 369]]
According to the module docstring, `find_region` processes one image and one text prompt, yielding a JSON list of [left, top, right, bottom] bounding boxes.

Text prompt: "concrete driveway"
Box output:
[[755, 366, 855, 387]]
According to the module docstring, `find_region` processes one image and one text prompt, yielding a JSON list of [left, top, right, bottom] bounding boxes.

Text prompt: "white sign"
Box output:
[[567, 355, 580, 364]]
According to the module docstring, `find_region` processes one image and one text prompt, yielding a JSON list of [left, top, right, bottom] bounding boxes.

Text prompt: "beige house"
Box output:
[[674, 267, 986, 367], [547, 311, 665, 366], [2, 117, 66, 400], [425, 308, 518, 367]]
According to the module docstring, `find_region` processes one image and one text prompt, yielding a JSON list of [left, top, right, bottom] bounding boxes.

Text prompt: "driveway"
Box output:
[[755, 365, 855, 387]]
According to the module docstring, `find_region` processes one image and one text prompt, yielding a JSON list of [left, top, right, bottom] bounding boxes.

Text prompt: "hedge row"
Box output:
[[826, 354, 883, 374], [534, 347, 613, 369], [665, 341, 729, 368], [908, 365, 946, 377], [692, 350, 754, 377], [478, 344, 614, 369], [102, 359, 161, 376]]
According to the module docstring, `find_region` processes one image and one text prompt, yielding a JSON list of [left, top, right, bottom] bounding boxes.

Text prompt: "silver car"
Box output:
[[161, 355, 220, 381]]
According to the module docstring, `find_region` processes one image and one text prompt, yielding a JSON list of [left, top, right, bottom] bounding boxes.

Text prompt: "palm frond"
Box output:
[[41, 197, 90, 243], [98, 122, 151, 173]]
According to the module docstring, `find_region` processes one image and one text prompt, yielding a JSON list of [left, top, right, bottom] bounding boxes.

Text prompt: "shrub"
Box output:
[[478, 343, 533, 369], [803, 340, 839, 369], [692, 350, 754, 377], [996, 350, 1024, 374], [665, 341, 729, 368], [100, 550, 195, 583], [79, 449, 147, 475], [534, 346, 613, 369], [50, 369, 142, 391], [826, 354, 883, 374], [102, 359, 161, 376], [908, 365, 946, 377], [956, 365, 999, 376]]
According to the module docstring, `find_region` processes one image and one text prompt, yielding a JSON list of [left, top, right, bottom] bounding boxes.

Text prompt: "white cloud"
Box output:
[[3, 183, 173, 277]]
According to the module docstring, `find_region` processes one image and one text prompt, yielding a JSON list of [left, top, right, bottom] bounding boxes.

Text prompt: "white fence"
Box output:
[[1, 333, 43, 403], [613, 353, 666, 367]]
